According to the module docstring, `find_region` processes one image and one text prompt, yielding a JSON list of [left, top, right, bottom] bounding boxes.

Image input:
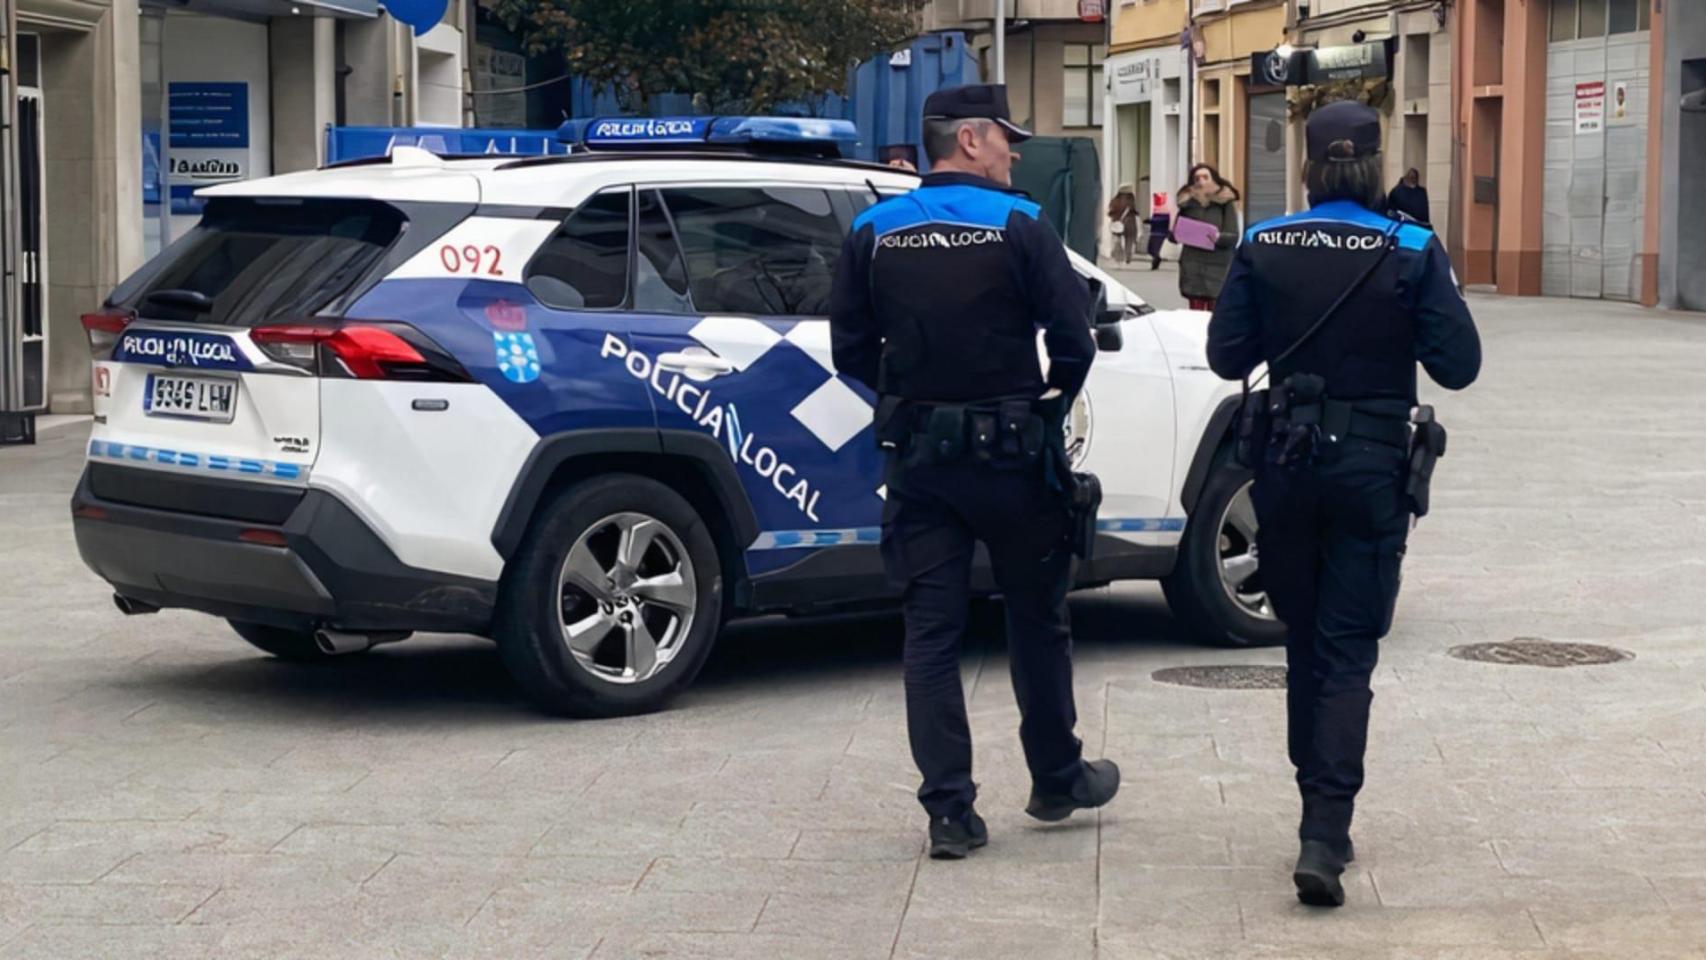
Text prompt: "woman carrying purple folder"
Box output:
[[1174, 163, 1242, 311]]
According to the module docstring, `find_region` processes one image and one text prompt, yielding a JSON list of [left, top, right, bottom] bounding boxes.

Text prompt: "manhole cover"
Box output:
[[1447, 638, 1633, 668], [1152, 665, 1287, 689]]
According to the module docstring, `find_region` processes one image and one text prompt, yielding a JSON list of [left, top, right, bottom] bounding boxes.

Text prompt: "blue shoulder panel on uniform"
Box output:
[[1396, 223, 1433, 252], [853, 184, 1036, 237], [1243, 200, 1422, 245]]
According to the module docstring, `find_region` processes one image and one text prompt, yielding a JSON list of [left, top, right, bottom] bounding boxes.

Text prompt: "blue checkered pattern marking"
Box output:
[[494, 332, 541, 383], [748, 518, 1185, 550], [88, 439, 306, 481]]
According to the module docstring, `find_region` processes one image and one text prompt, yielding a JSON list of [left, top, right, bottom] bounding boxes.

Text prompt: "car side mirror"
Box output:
[[1094, 320, 1124, 352], [1086, 279, 1124, 352]]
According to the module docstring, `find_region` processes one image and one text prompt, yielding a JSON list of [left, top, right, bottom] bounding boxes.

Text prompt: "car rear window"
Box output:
[[111, 197, 405, 326]]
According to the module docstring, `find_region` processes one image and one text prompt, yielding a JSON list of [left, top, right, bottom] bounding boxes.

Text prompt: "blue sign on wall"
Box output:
[[168, 82, 249, 149]]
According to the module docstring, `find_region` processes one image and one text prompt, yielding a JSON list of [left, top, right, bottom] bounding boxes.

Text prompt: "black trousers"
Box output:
[[1251, 440, 1410, 847], [881, 455, 1084, 819]]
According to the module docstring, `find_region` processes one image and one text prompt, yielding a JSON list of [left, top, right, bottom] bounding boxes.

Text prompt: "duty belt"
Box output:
[[897, 396, 1052, 467], [1302, 399, 1411, 449], [1252, 374, 1412, 467]]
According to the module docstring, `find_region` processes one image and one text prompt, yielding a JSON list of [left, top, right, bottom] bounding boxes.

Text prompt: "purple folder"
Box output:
[[1173, 215, 1222, 251]]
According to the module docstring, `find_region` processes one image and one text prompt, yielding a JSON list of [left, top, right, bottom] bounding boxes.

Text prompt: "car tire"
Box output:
[[495, 473, 723, 718], [228, 620, 340, 662], [1162, 448, 1288, 648]]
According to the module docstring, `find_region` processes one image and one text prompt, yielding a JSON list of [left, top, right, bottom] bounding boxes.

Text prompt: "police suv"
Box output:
[[72, 117, 1272, 717]]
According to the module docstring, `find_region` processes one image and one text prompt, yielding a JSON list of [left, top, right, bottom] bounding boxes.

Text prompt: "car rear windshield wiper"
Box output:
[[141, 289, 214, 314]]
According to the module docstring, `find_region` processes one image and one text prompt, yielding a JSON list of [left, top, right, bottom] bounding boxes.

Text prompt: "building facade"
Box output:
[[1189, 0, 1288, 226], [0, 0, 468, 420], [1105, 0, 1194, 231], [1452, 0, 1666, 304], [1286, 0, 1454, 235], [919, 0, 1110, 150], [1651, 0, 1701, 312]]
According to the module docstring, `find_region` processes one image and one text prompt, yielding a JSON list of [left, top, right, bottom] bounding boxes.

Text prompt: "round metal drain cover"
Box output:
[[1448, 638, 1633, 668], [1152, 665, 1287, 689]]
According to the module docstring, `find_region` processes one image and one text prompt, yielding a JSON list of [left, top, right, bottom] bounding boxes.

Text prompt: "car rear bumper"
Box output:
[[71, 465, 496, 633]]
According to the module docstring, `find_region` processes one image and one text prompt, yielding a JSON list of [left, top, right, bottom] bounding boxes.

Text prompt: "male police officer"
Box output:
[[1206, 100, 1481, 906], [829, 83, 1119, 860]]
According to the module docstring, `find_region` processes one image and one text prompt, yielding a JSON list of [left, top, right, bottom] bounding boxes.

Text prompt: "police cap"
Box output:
[[922, 83, 1033, 142], [1306, 100, 1381, 163]]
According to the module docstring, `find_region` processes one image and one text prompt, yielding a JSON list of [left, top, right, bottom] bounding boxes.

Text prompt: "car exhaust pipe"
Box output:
[[313, 629, 410, 656], [113, 593, 160, 616]]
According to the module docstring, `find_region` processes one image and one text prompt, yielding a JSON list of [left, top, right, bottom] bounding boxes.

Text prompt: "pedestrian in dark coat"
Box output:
[[1387, 168, 1430, 225], [1175, 163, 1242, 311]]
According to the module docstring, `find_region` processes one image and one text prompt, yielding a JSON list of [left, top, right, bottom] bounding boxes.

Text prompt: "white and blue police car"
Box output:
[[72, 117, 1275, 717]]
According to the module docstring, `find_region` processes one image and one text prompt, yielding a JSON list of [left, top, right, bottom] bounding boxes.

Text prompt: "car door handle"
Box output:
[[656, 352, 735, 376]]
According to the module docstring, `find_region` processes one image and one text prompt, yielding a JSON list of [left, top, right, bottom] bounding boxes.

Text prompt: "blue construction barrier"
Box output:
[[322, 33, 979, 167], [844, 32, 979, 168]]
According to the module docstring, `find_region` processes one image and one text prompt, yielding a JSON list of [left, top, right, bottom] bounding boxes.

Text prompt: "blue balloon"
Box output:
[[382, 0, 449, 36]]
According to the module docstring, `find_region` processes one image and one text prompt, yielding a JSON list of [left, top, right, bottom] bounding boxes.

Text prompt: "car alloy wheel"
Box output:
[[1217, 480, 1276, 622], [557, 512, 697, 684]]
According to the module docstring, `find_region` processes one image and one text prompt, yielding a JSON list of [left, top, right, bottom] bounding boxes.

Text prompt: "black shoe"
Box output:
[[1293, 840, 1347, 907], [928, 810, 989, 860], [1025, 759, 1121, 822], [1150, 260, 1161, 271], [1338, 839, 1355, 864]]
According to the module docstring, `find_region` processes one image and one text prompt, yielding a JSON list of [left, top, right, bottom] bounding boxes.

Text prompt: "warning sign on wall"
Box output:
[[1575, 81, 1605, 134]]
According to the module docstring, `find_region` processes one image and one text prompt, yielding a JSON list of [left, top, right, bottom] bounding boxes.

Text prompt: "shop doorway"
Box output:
[[14, 35, 46, 414]]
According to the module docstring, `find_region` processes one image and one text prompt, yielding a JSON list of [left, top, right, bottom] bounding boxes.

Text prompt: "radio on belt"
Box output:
[[556, 116, 860, 157]]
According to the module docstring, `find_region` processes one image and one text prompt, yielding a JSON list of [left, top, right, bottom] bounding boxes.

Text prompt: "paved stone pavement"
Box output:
[[5, 284, 1706, 959]]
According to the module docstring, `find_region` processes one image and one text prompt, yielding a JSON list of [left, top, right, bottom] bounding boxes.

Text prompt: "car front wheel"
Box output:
[[1161, 450, 1287, 648], [495, 474, 723, 717]]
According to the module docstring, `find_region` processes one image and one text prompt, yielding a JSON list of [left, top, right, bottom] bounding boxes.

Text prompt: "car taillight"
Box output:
[[251, 321, 472, 382], [81, 311, 133, 361]]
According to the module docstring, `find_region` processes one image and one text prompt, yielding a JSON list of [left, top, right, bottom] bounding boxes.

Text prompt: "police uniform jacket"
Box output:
[[830, 172, 1095, 403], [1206, 200, 1481, 401]]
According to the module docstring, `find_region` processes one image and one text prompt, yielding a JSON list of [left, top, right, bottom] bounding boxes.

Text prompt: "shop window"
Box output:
[[1551, 0, 1578, 41], [1607, 0, 1640, 34], [1580, 0, 1608, 38], [527, 189, 631, 311], [1064, 44, 1105, 127]]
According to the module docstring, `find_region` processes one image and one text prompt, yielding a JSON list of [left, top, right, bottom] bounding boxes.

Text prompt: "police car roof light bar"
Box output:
[[556, 116, 859, 158]]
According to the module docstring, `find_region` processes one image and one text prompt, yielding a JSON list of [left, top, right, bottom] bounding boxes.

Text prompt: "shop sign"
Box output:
[[1078, 0, 1105, 23], [1576, 81, 1605, 134], [1112, 57, 1161, 103], [168, 83, 249, 149], [1252, 39, 1394, 87]]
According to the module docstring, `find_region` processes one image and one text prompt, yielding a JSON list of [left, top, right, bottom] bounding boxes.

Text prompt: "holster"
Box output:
[[1234, 388, 1269, 469], [1268, 374, 1326, 467], [873, 395, 909, 450], [1066, 470, 1103, 559], [1405, 405, 1448, 517]]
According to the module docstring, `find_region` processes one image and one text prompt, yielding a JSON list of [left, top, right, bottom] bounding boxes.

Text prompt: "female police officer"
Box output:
[[1205, 101, 1481, 906]]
